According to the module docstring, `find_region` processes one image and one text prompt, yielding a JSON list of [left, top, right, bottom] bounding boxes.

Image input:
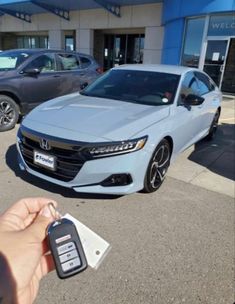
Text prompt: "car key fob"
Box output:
[[47, 218, 87, 279]]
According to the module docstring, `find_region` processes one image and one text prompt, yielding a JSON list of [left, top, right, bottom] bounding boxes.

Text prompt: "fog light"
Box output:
[[101, 174, 132, 187]]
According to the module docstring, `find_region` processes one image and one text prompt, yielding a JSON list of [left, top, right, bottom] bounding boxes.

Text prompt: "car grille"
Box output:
[[19, 129, 90, 182]]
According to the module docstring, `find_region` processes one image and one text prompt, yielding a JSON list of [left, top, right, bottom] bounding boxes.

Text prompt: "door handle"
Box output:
[[220, 65, 224, 73], [53, 75, 61, 78]]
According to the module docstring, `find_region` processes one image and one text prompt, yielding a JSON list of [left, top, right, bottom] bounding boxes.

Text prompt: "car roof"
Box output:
[[113, 64, 198, 75], [1, 48, 81, 55]]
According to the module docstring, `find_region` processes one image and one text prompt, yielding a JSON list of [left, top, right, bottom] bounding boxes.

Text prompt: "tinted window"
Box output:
[[26, 53, 56, 73], [57, 54, 80, 70], [181, 17, 205, 68], [81, 69, 180, 106], [178, 72, 199, 104], [195, 72, 213, 95], [0, 51, 31, 71], [80, 56, 91, 69], [195, 72, 215, 95]]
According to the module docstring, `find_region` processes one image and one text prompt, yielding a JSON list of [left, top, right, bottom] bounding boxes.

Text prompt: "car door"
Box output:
[[55, 53, 84, 95], [171, 71, 204, 153], [20, 52, 62, 110], [194, 71, 219, 133]]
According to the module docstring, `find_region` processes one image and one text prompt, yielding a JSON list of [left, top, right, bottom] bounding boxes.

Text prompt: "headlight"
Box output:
[[89, 136, 147, 158]]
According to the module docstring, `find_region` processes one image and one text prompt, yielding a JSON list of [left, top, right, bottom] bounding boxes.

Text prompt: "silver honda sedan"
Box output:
[[17, 64, 222, 195]]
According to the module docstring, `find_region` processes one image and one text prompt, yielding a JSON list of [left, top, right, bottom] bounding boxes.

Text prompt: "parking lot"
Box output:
[[0, 98, 234, 304]]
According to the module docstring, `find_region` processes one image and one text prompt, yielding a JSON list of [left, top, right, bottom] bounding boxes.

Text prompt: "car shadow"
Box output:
[[5, 144, 121, 200], [188, 123, 235, 181]]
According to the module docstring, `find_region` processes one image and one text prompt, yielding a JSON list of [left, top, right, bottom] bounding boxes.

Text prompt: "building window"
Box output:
[[181, 17, 205, 67], [17, 36, 48, 49], [65, 36, 75, 51]]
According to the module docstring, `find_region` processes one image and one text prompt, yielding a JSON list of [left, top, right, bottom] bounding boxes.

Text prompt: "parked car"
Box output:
[[17, 64, 222, 195], [0, 49, 102, 131]]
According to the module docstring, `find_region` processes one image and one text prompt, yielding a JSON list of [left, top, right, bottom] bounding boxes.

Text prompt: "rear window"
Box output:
[[57, 54, 80, 70], [0, 51, 31, 71], [80, 56, 91, 69]]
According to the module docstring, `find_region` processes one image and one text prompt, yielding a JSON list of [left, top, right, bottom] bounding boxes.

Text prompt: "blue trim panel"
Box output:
[[163, 0, 235, 24], [162, 0, 235, 65], [162, 18, 184, 64]]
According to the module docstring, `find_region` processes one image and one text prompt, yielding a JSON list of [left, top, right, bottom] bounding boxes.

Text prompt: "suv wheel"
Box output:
[[0, 95, 19, 132]]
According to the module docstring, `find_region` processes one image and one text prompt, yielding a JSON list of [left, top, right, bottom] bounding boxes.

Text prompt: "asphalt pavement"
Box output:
[[0, 98, 234, 304]]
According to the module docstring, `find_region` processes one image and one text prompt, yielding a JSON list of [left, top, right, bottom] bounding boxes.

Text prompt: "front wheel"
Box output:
[[0, 95, 19, 132], [143, 139, 171, 193]]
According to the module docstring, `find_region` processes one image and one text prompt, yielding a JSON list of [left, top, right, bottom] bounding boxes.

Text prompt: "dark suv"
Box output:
[[0, 49, 102, 131]]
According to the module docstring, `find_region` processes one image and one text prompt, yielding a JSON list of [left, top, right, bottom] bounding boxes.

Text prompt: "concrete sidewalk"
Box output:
[[168, 98, 235, 198]]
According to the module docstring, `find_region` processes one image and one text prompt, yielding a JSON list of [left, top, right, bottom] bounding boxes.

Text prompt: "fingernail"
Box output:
[[39, 205, 52, 218]]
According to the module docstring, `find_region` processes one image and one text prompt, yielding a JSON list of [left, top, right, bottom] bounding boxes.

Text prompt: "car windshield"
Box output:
[[81, 69, 180, 106], [0, 51, 31, 71]]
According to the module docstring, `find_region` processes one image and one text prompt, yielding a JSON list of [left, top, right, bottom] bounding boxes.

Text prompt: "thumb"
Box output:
[[26, 204, 55, 242]]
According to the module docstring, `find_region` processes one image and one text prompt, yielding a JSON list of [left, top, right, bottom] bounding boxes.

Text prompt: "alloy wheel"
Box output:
[[149, 142, 171, 189], [0, 100, 15, 126]]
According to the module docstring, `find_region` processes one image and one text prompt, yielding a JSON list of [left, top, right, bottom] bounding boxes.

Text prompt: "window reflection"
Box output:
[[181, 17, 205, 67]]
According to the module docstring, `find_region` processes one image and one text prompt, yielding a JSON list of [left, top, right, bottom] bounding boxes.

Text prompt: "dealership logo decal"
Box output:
[[39, 138, 51, 151]]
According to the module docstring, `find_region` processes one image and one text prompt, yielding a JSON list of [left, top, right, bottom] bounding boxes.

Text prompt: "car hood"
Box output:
[[23, 93, 170, 142], [0, 70, 10, 78]]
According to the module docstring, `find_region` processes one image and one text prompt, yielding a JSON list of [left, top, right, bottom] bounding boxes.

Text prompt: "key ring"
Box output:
[[48, 202, 62, 220]]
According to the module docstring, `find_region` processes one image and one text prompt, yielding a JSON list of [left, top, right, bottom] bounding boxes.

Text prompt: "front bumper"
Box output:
[[17, 136, 151, 195]]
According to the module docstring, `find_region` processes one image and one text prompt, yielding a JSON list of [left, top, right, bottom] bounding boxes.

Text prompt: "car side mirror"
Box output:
[[184, 94, 204, 106], [22, 68, 40, 76], [80, 82, 88, 90]]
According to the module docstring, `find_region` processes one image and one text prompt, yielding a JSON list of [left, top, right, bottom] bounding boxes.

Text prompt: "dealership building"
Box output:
[[0, 0, 234, 94]]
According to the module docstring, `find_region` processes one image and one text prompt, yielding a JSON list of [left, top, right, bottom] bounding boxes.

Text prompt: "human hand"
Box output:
[[0, 197, 58, 304]]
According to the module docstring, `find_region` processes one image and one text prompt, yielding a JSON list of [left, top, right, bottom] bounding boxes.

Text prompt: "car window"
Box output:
[[57, 53, 80, 70], [178, 72, 199, 105], [80, 56, 91, 69], [25, 53, 56, 73], [0, 51, 32, 71], [195, 71, 215, 95], [81, 69, 180, 106]]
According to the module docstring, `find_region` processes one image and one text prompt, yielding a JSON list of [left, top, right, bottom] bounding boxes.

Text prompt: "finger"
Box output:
[[25, 204, 57, 243], [41, 238, 50, 255], [24, 213, 38, 228], [38, 254, 55, 279], [1, 197, 57, 221]]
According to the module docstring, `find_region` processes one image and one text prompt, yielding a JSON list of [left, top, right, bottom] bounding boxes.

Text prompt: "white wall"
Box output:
[[0, 3, 163, 63]]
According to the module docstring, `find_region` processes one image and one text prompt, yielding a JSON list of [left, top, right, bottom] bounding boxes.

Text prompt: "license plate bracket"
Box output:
[[33, 150, 56, 171]]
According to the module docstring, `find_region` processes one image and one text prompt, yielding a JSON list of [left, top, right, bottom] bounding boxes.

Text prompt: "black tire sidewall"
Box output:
[[143, 139, 171, 193], [0, 95, 19, 132], [206, 109, 220, 141]]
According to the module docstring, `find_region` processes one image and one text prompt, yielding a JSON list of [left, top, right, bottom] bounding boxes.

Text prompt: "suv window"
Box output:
[[26, 53, 56, 73], [80, 56, 91, 69], [178, 72, 199, 105], [57, 53, 80, 70], [0, 51, 31, 71], [195, 71, 215, 95]]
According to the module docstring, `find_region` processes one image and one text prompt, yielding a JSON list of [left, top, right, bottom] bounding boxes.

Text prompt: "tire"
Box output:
[[206, 109, 220, 141], [0, 95, 19, 132], [143, 139, 171, 193]]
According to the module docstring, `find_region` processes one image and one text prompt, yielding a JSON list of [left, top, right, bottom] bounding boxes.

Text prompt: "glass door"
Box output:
[[221, 38, 235, 94], [203, 39, 230, 88], [103, 34, 145, 71]]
